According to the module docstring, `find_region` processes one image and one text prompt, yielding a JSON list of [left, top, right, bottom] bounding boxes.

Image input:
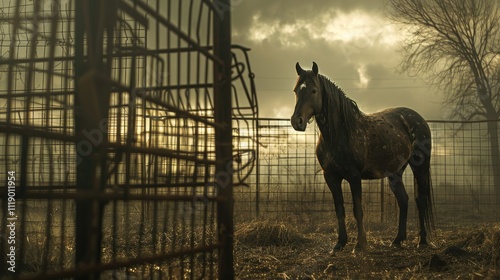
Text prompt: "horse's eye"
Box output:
[[312, 89, 317, 94]]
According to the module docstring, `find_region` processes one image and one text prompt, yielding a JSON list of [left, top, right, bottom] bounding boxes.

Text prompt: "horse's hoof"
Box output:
[[352, 246, 365, 254], [352, 243, 367, 254], [417, 242, 429, 249], [334, 243, 346, 251], [391, 238, 405, 248], [390, 241, 402, 248], [329, 243, 345, 255]]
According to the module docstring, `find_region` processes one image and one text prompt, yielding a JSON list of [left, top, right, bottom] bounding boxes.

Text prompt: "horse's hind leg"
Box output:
[[409, 124, 433, 248], [388, 165, 409, 247], [324, 171, 347, 252], [410, 158, 432, 248]]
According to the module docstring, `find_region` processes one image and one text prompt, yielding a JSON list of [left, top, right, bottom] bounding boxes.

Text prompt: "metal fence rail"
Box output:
[[234, 118, 500, 227], [0, 0, 247, 279]]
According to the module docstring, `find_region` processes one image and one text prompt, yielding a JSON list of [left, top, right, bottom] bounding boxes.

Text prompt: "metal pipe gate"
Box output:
[[0, 0, 254, 279]]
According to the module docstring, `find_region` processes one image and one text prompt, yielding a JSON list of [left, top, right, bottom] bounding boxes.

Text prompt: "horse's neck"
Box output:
[[316, 88, 362, 147], [316, 108, 350, 146]]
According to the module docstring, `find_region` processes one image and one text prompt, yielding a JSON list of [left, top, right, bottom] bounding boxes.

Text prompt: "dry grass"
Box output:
[[10, 210, 500, 279], [234, 220, 500, 279], [14, 216, 218, 279], [236, 219, 308, 247]]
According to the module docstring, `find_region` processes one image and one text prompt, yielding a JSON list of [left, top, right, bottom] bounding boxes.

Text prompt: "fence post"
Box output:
[[74, 1, 95, 278], [255, 119, 260, 218], [380, 178, 385, 223], [74, 1, 115, 278], [213, 0, 234, 279]]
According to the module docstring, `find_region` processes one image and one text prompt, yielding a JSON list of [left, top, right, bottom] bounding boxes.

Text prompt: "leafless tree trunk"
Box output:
[[387, 0, 500, 202]]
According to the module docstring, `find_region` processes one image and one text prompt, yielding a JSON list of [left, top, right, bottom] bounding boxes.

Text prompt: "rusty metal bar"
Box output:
[[0, 190, 222, 202], [0, 46, 214, 64], [20, 244, 222, 280], [131, 0, 223, 66], [0, 181, 214, 191], [73, 1, 108, 278], [0, 1, 260, 278], [73, 0, 90, 277], [213, 0, 234, 278], [0, 124, 217, 165], [380, 177, 385, 223]]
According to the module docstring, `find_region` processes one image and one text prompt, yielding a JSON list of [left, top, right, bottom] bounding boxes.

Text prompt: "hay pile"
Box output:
[[458, 223, 500, 265], [234, 222, 500, 279], [235, 220, 308, 246], [478, 223, 500, 274], [441, 223, 500, 278]]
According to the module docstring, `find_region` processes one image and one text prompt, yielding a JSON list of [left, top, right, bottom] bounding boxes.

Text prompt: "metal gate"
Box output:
[[0, 0, 251, 279]]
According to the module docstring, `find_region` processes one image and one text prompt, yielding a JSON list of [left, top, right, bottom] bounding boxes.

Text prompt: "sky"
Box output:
[[231, 0, 445, 120]]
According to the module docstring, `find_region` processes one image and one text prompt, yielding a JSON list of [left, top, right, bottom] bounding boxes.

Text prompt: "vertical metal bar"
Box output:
[[73, 0, 90, 277], [74, 0, 107, 279], [380, 178, 384, 223], [213, 0, 233, 278], [255, 119, 260, 217]]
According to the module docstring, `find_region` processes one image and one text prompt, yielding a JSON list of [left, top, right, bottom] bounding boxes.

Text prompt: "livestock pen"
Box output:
[[234, 118, 500, 226], [233, 118, 500, 279], [0, 0, 499, 279], [0, 0, 259, 279]]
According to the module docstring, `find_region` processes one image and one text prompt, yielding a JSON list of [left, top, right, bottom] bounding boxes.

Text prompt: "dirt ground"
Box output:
[[234, 220, 500, 279]]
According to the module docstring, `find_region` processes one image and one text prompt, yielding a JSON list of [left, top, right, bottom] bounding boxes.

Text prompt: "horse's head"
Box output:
[[291, 62, 322, 131]]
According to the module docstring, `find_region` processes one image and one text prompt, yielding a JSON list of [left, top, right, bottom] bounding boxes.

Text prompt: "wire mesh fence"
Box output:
[[427, 120, 500, 224], [234, 118, 500, 228], [0, 0, 249, 279], [1, 1, 498, 278]]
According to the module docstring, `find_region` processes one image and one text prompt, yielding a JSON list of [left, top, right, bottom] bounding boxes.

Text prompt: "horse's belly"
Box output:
[[360, 170, 385, 179], [362, 141, 411, 177]]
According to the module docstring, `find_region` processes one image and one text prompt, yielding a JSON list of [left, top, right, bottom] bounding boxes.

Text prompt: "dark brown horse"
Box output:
[[291, 62, 434, 253]]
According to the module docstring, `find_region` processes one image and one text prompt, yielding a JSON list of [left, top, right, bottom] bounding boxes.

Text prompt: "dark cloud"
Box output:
[[233, 0, 386, 35], [232, 0, 444, 119]]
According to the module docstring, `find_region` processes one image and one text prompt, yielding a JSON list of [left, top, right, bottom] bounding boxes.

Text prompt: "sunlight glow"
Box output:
[[272, 105, 293, 119], [249, 14, 279, 42], [248, 9, 400, 49], [356, 64, 370, 88]]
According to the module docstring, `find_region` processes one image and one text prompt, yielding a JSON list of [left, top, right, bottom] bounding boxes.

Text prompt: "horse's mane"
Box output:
[[317, 74, 361, 142]]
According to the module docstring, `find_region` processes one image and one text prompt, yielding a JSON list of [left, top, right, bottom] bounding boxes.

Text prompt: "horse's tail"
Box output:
[[412, 137, 435, 235], [414, 167, 434, 233], [403, 109, 435, 236]]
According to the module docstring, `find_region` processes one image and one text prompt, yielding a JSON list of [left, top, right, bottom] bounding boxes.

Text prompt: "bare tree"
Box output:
[[387, 0, 500, 202]]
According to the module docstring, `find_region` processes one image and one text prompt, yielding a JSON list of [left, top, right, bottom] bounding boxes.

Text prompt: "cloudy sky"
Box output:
[[231, 0, 445, 119]]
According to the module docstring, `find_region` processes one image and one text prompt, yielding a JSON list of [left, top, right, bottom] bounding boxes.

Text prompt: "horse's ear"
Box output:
[[295, 62, 304, 76], [312, 62, 318, 76]]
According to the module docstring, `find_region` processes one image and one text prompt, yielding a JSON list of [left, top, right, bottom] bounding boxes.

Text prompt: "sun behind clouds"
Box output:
[[248, 9, 400, 49]]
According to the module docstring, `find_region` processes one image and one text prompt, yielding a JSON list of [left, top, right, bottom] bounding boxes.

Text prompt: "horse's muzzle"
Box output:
[[291, 114, 307, 131]]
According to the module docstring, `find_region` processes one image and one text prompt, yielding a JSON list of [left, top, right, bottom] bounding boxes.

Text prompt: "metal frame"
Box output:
[[0, 0, 243, 279]]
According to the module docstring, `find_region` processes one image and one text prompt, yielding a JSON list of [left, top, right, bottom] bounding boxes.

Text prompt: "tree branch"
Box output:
[[387, 0, 500, 121]]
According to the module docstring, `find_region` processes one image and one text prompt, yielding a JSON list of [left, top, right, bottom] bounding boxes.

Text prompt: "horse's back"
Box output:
[[355, 107, 431, 178], [371, 107, 432, 167], [370, 107, 431, 141], [315, 106, 431, 178]]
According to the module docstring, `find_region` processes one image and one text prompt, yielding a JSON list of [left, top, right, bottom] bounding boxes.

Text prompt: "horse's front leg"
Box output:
[[348, 177, 367, 253], [324, 171, 347, 252]]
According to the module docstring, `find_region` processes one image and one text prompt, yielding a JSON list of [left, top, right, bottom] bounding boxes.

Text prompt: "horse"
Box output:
[[290, 62, 434, 253]]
